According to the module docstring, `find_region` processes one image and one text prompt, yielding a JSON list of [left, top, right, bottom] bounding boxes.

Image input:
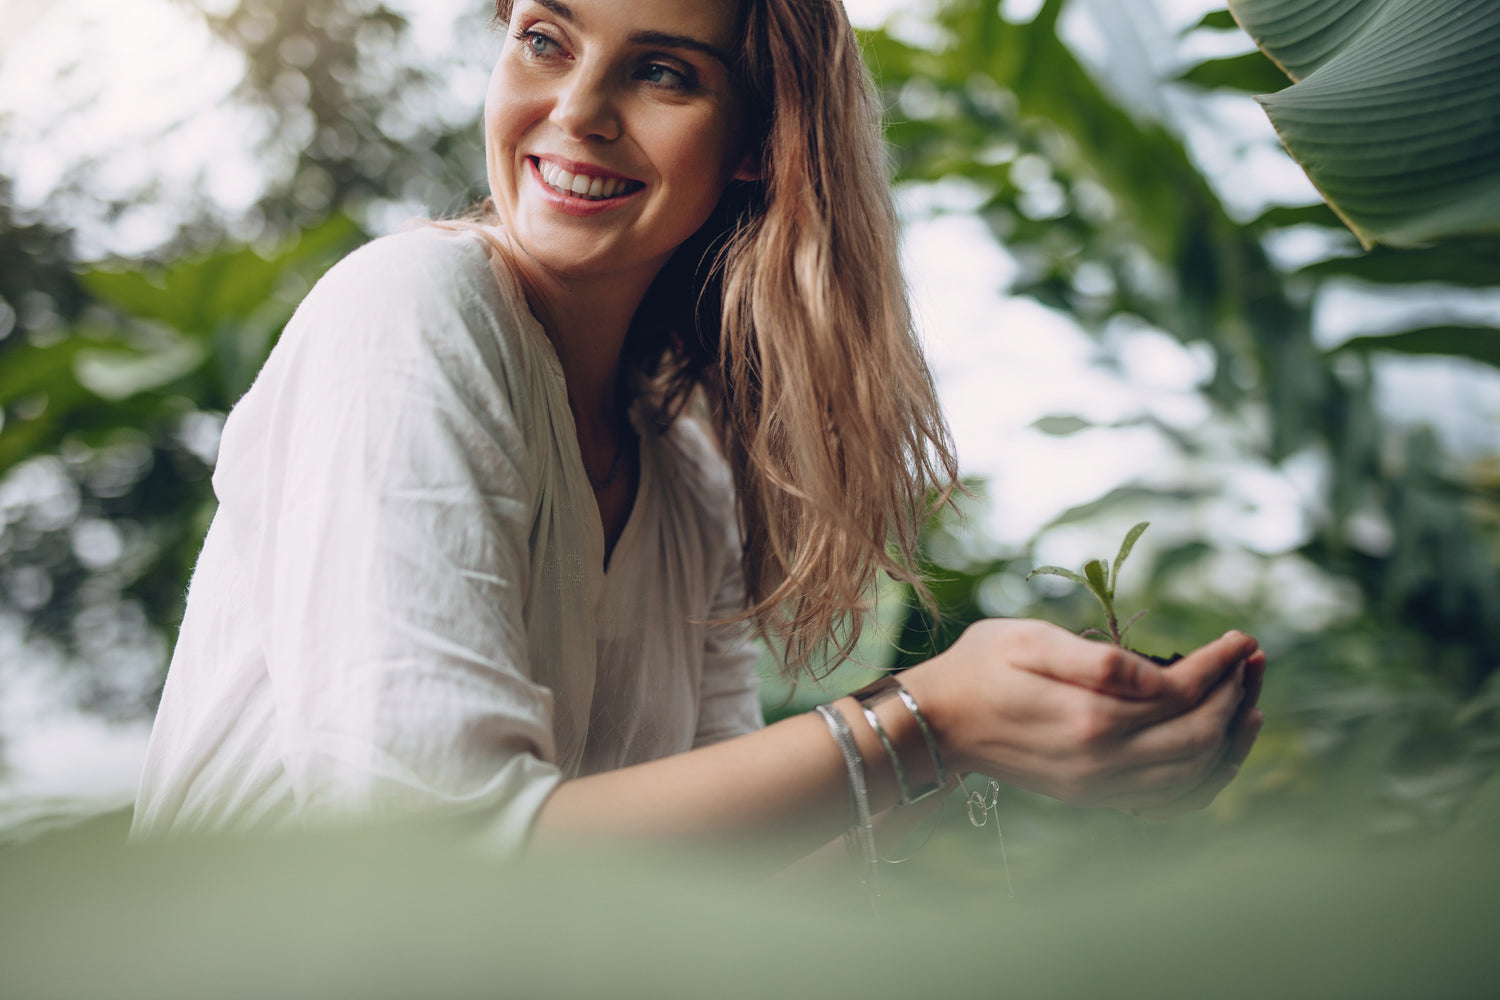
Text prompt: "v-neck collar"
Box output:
[[601, 401, 652, 582]]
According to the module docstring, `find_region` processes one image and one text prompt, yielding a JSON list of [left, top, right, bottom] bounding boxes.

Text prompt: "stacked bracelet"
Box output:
[[814, 703, 878, 894], [851, 675, 947, 806]]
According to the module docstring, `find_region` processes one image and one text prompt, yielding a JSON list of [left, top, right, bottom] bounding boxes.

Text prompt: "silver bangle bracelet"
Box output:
[[897, 686, 947, 787], [815, 703, 878, 893], [859, 704, 910, 805], [851, 675, 947, 805]]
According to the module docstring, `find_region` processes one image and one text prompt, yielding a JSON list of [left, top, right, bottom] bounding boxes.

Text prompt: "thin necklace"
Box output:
[[588, 429, 629, 492]]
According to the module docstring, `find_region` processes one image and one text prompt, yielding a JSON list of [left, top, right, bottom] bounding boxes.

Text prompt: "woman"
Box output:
[[132, 0, 1266, 864]]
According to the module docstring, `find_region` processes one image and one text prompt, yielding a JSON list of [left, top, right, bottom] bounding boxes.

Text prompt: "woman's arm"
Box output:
[[534, 622, 1263, 864]]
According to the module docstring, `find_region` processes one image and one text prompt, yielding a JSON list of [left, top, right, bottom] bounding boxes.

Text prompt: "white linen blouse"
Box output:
[[130, 225, 765, 850]]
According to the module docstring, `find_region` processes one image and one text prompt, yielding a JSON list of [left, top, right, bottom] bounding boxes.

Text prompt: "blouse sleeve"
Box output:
[[215, 231, 561, 849], [691, 479, 766, 749]]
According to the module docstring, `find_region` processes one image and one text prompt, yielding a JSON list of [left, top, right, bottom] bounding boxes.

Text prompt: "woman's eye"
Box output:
[[639, 62, 695, 91], [516, 29, 560, 57]]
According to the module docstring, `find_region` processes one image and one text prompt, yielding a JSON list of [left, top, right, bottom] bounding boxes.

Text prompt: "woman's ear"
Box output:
[[732, 157, 762, 182], [732, 151, 762, 183]]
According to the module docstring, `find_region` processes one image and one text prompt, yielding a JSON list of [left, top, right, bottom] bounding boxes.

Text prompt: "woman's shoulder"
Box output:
[[307, 223, 509, 325], [281, 223, 549, 390]]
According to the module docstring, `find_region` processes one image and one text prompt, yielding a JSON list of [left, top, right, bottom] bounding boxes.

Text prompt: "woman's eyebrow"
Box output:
[[628, 30, 731, 69], [527, 0, 730, 70], [532, 0, 576, 20]]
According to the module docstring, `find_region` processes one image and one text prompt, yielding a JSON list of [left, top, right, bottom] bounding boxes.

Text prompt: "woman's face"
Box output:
[[485, 0, 754, 285]]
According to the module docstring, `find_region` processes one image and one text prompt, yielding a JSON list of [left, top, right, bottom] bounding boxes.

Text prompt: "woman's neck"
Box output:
[[502, 238, 663, 428]]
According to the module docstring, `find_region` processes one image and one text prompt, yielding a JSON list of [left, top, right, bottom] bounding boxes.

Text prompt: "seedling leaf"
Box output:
[[1083, 559, 1109, 597], [1027, 566, 1089, 587], [1110, 521, 1149, 592], [1119, 609, 1150, 641], [1027, 523, 1161, 652]]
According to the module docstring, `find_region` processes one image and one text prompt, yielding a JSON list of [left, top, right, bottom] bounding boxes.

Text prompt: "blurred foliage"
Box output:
[[186, 0, 490, 237], [2, 815, 1498, 998], [863, 0, 1500, 839], [0, 0, 1497, 863], [0, 0, 493, 718]]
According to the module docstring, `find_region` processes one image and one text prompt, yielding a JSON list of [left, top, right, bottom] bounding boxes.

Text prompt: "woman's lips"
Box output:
[[530, 156, 644, 204]]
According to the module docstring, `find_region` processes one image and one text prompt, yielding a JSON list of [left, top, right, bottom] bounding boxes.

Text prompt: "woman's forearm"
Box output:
[[533, 622, 1264, 864], [533, 694, 903, 866]]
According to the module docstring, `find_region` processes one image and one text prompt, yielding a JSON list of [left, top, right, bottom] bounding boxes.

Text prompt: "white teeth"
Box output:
[[535, 159, 632, 201]]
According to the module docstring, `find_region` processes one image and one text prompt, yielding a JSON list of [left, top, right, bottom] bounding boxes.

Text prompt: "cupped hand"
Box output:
[[901, 619, 1262, 812], [1127, 647, 1266, 820]]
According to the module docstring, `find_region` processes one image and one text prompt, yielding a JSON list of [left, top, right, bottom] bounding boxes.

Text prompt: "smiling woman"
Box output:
[[129, 0, 1264, 878]]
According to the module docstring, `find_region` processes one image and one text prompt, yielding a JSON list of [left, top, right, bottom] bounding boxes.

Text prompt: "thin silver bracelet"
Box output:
[[851, 675, 947, 804], [897, 686, 947, 787], [815, 703, 878, 895], [859, 704, 909, 804]]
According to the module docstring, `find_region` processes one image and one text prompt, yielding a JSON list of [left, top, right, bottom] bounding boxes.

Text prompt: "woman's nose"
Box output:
[[550, 68, 621, 143]]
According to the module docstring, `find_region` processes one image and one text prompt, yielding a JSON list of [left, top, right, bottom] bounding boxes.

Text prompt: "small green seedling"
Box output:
[[1028, 522, 1170, 658]]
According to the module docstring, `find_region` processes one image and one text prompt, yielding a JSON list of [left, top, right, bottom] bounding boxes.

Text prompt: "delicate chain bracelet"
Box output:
[[814, 703, 878, 897], [851, 675, 947, 805]]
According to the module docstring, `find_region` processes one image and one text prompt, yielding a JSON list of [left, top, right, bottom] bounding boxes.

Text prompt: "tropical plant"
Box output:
[[862, 0, 1500, 838], [1225, 0, 1500, 247]]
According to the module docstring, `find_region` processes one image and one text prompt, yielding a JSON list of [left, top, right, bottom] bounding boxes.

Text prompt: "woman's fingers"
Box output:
[[1129, 709, 1265, 819], [1240, 649, 1266, 713], [1082, 663, 1246, 803], [916, 618, 1265, 812], [1115, 659, 1246, 763], [1013, 624, 1256, 724], [1003, 620, 1166, 700], [1156, 631, 1258, 708], [1113, 652, 1267, 818]]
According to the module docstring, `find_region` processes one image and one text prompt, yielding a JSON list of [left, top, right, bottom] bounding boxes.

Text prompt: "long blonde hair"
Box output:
[[477, 0, 959, 678]]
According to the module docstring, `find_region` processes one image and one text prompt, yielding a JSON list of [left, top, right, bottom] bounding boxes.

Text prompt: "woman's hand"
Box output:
[[901, 619, 1264, 814]]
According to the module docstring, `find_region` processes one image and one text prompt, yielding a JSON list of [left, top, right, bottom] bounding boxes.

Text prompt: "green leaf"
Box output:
[[1228, 0, 1500, 247], [1031, 415, 1093, 436], [73, 340, 208, 401], [1332, 325, 1500, 370], [1155, 541, 1214, 580], [1111, 521, 1150, 592], [1083, 558, 1109, 597], [1249, 203, 1348, 231], [1190, 9, 1241, 32], [1027, 565, 1089, 587], [1227, 0, 1395, 81], [1119, 609, 1151, 641], [1175, 52, 1292, 94], [0, 339, 88, 408], [1298, 238, 1500, 288], [80, 215, 360, 338]]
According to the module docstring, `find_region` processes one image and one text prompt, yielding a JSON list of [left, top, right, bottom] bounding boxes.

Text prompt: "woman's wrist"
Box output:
[[896, 651, 972, 778], [848, 675, 946, 805]]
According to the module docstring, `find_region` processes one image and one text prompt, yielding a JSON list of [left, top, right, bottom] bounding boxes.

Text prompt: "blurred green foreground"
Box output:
[[2, 809, 1496, 999]]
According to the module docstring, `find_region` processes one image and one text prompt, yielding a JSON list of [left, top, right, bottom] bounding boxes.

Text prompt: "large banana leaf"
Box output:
[[1227, 0, 1500, 248]]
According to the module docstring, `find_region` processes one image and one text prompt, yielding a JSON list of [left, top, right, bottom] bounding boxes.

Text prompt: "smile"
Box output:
[[531, 157, 643, 202]]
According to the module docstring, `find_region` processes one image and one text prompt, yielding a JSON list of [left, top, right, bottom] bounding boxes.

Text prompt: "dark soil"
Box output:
[[1138, 651, 1184, 667]]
